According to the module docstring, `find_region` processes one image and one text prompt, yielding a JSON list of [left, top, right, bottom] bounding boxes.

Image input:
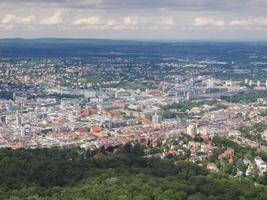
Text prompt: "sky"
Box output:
[[0, 0, 267, 40]]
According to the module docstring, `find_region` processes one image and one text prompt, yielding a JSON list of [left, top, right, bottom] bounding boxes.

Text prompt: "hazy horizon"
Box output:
[[1, 37, 267, 43]]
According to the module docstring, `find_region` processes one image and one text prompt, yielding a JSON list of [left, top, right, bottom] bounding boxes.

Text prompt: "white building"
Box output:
[[187, 124, 197, 136], [152, 113, 162, 127], [249, 80, 253, 87], [255, 156, 267, 176], [257, 81, 261, 87], [228, 130, 241, 137], [206, 79, 215, 88], [84, 90, 97, 98]]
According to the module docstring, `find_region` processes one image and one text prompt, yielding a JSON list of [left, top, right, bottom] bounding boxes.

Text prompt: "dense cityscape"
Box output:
[[0, 40, 267, 182], [2, 0, 267, 198]]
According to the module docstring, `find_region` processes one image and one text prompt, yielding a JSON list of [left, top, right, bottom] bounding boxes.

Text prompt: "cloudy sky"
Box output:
[[0, 0, 267, 40]]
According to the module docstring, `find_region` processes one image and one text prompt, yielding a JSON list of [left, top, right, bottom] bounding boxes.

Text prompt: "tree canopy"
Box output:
[[0, 146, 266, 199]]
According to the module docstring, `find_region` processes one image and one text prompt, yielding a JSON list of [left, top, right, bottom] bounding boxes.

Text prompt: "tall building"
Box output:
[[244, 79, 248, 84], [186, 91, 191, 101], [152, 113, 162, 127], [68, 112, 75, 122], [249, 80, 253, 87], [186, 124, 197, 136], [257, 80, 261, 87], [16, 113, 22, 128]]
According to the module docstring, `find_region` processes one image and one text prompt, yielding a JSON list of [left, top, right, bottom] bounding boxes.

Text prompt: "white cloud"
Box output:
[[72, 16, 143, 30], [1, 14, 16, 24], [20, 15, 35, 24], [123, 17, 139, 26], [40, 10, 63, 25], [194, 17, 225, 27], [73, 16, 103, 26], [107, 19, 120, 27], [0, 14, 35, 29], [163, 18, 175, 26], [230, 19, 267, 27], [1, 14, 35, 25]]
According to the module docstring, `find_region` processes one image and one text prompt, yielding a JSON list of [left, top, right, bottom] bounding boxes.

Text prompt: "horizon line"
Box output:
[[1, 37, 267, 43]]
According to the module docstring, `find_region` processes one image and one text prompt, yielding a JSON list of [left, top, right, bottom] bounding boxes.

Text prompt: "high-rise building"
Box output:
[[16, 113, 22, 128], [249, 80, 253, 87], [257, 81, 261, 87], [152, 113, 162, 127], [186, 124, 197, 136], [186, 91, 191, 101]]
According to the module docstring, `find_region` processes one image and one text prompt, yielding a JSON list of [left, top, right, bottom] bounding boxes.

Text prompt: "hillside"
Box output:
[[0, 145, 267, 200]]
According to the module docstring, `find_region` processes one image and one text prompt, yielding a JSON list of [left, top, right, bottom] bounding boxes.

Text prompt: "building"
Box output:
[[186, 91, 191, 101], [228, 130, 241, 137], [97, 102, 114, 110], [225, 80, 233, 88], [207, 163, 219, 172], [249, 80, 253, 87], [152, 113, 162, 127], [187, 124, 197, 136], [257, 81, 261, 87], [84, 89, 97, 98], [255, 156, 267, 176], [206, 79, 215, 88]]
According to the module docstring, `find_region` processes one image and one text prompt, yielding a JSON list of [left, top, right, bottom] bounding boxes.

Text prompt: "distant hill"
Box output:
[[0, 38, 267, 61]]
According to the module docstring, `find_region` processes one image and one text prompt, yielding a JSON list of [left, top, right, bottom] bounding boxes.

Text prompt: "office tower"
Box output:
[[257, 81, 261, 87], [152, 113, 162, 127], [249, 80, 253, 87], [186, 124, 197, 136]]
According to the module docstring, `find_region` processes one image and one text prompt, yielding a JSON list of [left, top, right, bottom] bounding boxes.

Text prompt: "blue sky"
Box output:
[[0, 0, 267, 40]]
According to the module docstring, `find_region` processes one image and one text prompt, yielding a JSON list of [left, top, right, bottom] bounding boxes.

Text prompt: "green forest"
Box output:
[[0, 145, 267, 200]]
